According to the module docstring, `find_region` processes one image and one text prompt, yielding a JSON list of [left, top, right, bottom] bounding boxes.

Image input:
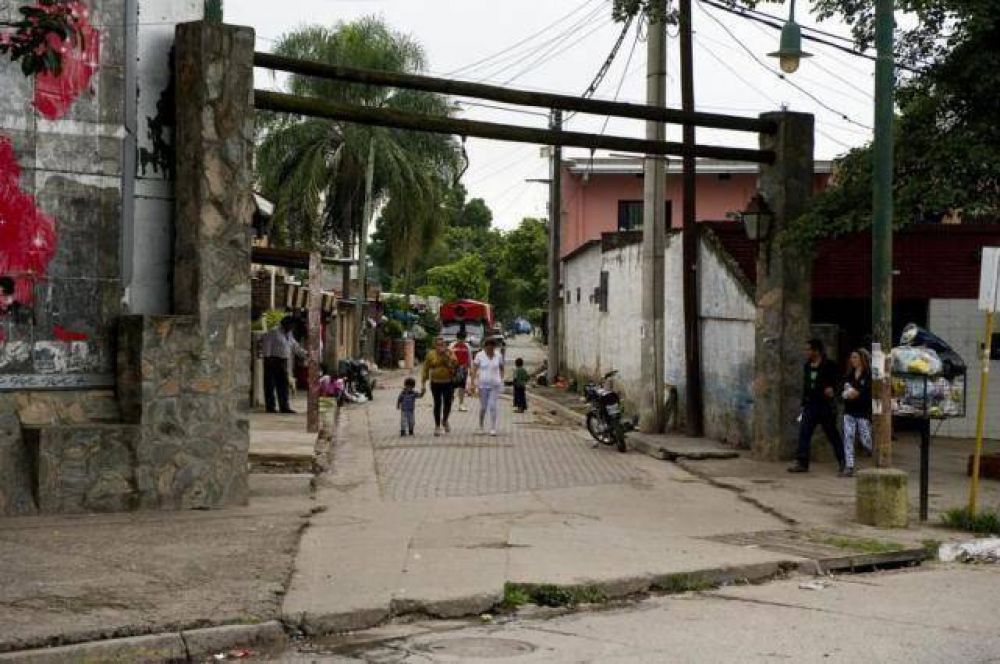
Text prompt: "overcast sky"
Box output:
[[229, 0, 877, 230]]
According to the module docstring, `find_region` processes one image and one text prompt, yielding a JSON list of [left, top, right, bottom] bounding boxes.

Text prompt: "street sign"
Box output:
[[979, 247, 1000, 313]]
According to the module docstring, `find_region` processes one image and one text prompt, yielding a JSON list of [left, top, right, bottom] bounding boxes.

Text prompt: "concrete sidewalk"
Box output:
[[529, 379, 1000, 541], [283, 376, 826, 636], [0, 400, 325, 658]]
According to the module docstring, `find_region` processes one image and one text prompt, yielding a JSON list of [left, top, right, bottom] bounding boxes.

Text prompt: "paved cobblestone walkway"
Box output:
[[369, 391, 645, 501]]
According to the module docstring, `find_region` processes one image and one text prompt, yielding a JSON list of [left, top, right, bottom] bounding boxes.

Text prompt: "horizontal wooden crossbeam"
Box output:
[[254, 90, 775, 164], [253, 52, 776, 136]]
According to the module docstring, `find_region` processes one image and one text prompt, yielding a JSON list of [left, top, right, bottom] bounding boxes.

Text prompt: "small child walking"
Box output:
[[396, 377, 424, 436], [512, 358, 530, 413]]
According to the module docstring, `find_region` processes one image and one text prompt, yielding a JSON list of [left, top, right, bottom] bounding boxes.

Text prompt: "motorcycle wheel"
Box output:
[[613, 422, 627, 453], [586, 412, 612, 444]]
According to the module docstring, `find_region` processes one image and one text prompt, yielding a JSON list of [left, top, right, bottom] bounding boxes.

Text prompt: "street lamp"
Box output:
[[768, 0, 811, 74], [740, 193, 774, 241]]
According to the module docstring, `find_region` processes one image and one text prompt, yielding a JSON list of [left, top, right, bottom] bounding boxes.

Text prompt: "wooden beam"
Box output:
[[253, 52, 776, 135], [254, 90, 775, 164]]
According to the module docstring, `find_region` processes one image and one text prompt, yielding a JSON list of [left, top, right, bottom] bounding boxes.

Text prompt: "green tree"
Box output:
[[802, 0, 1000, 234], [418, 254, 489, 302], [256, 17, 462, 258]]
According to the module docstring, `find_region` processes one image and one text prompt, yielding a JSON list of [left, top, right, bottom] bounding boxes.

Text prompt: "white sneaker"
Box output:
[[489, 429, 497, 437], [458, 405, 468, 412], [434, 426, 441, 437], [443, 422, 451, 433]]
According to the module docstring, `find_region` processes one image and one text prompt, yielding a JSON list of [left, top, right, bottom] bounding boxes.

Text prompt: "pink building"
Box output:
[[560, 157, 832, 257]]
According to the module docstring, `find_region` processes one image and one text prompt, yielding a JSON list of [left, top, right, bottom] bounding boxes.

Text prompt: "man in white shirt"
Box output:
[[260, 316, 306, 413]]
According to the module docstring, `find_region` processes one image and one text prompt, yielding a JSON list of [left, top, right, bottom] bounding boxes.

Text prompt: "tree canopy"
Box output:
[[255, 17, 463, 256]]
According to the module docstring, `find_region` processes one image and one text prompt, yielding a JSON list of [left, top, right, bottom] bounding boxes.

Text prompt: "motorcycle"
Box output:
[[338, 359, 375, 401], [583, 370, 636, 453]]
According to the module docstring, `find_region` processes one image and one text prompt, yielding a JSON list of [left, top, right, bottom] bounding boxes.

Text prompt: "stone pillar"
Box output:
[[753, 112, 815, 461], [174, 21, 255, 324], [112, 21, 255, 510]]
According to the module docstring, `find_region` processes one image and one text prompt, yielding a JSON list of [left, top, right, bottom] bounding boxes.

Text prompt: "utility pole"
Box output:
[[546, 110, 563, 384], [640, 1, 667, 433], [355, 137, 375, 359], [856, 0, 908, 529], [679, 0, 704, 437], [872, 0, 894, 467]]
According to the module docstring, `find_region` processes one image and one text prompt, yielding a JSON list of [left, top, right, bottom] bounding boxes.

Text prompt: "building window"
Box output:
[[598, 271, 609, 312], [618, 200, 643, 231], [992, 332, 1000, 361], [617, 200, 673, 231], [576, 287, 581, 303], [565, 289, 571, 304]]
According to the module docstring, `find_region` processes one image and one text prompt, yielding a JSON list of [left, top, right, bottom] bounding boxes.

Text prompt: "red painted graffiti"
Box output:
[[53, 324, 88, 341], [32, 2, 100, 120], [0, 136, 57, 304]]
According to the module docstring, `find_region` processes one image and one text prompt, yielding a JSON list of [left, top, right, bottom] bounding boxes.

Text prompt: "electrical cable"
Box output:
[[563, 13, 638, 125], [694, 39, 857, 151], [445, 0, 605, 78], [698, 0, 926, 74], [694, 28, 873, 108], [500, 13, 617, 85], [598, 16, 643, 135], [695, 0, 872, 130], [738, 16, 874, 99], [456, 100, 552, 118], [580, 14, 635, 101], [478, 2, 610, 83]]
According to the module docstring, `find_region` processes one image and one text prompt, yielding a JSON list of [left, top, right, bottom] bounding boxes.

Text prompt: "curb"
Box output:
[[285, 560, 801, 639], [0, 621, 287, 663]]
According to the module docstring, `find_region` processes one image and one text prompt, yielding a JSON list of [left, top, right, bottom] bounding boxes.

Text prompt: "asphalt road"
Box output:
[[279, 564, 1000, 663]]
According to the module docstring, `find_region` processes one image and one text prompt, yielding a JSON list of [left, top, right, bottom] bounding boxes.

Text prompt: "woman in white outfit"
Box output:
[[471, 337, 505, 436]]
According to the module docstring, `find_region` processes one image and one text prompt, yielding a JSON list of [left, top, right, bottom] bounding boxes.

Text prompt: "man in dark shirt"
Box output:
[[789, 338, 846, 473]]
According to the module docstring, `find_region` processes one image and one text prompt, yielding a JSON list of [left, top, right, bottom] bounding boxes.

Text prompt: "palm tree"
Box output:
[[256, 18, 463, 265]]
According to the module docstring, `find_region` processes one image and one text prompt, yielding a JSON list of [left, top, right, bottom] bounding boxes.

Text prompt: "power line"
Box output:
[[500, 13, 616, 84], [599, 16, 642, 135], [580, 14, 635, 100], [693, 39, 859, 151], [457, 100, 552, 119], [695, 0, 872, 130], [445, 0, 605, 78], [695, 28, 872, 108], [697, 0, 926, 74], [478, 3, 610, 83]]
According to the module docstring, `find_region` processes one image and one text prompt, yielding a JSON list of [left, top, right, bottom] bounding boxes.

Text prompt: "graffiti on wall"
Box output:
[[0, 0, 97, 352], [31, 1, 99, 120], [0, 136, 57, 342]]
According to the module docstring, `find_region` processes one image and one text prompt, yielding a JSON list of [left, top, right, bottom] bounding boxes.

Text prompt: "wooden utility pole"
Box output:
[[355, 137, 375, 359], [307, 251, 322, 433], [640, 1, 667, 434], [679, 0, 704, 437], [872, 0, 894, 467], [547, 110, 563, 384]]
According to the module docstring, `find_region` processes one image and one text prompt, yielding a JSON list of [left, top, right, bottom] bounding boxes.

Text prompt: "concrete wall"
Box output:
[[929, 299, 1000, 439], [561, 230, 756, 444], [127, 0, 203, 314], [0, 0, 202, 390]]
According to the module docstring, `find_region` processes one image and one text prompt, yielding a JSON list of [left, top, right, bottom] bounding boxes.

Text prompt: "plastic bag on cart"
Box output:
[[899, 323, 966, 377], [891, 346, 943, 375]]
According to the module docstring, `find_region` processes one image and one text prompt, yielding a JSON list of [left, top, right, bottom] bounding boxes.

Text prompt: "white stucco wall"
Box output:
[[125, 0, 204, 314], [561, 232, 756, 444], [929, 299, 1000, 439]]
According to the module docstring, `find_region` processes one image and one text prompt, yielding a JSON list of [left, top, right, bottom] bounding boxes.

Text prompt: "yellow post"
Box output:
[[968, 311, 995, 516]]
